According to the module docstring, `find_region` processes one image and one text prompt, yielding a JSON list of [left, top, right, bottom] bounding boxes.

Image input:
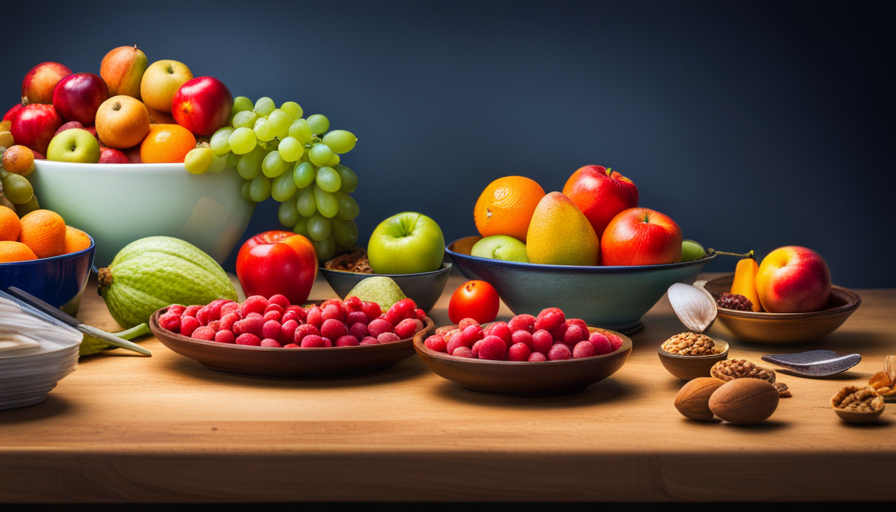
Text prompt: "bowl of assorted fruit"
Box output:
[[149, 294, 434, 377], [413, 308, 632, 396], [0, 207, 95, 316]]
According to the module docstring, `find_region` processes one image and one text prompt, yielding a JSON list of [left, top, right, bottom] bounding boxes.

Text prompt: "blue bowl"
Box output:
[[320, 263, 452, 312], [446, 236, 715, 333], [0, 233, 95, 317]]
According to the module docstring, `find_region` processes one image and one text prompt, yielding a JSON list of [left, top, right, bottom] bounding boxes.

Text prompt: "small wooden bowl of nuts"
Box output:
[[658, 332, 729, 381], [831, 385, 885, 424]]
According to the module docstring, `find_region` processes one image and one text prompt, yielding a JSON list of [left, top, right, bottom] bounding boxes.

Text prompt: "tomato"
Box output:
[[448, 280, 500, 324], [236, 230, 319, 305]]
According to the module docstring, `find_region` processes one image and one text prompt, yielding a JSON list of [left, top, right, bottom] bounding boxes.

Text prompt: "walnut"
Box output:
[[710, 358, 776, 384], [831, 386, 885, 414], [661, 332, 717, 356], [774, 382, 792, 398]]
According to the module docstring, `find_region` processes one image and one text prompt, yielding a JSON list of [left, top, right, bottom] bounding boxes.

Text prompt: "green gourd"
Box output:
[[98, 236, 237, 328]]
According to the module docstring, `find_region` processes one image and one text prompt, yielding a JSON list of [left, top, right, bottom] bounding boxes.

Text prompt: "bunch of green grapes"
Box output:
[[185, 97, 360, 262], [0, 145, 41, 216]]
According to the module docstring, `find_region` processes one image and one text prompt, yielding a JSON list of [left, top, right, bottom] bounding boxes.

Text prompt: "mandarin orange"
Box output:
[[473, 176, 545, 242], [140, 123, 197, 163], [18, 209, 66, 259]]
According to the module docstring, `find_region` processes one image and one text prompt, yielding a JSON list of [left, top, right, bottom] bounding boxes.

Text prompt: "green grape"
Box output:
[[272, 171, 298, 202], [184, 147, 213, 174], [322, 130, 357, 154], [296, 187, 317, 217], [280, 101, 303, 120], [310, 233, 336, 262], [293, 215, 310, 237], [229, 127, 257, 154], [331, 218, 359, 249], [315, 166, 341, 193], [309, 143, 333, 166], [293, 162, 316, 189], [4, 174, 33, 204], [313, 184, 338, 218], [327, 153, 340, 166], [254, 117, 275, 142], [278, 137, 303, 162], [334, 164, 358, 193], [237, 146, 266, 179], [262, 150, 287, 178], [268, 109, 292, 139], [278, 198, 299, 227], [306, 214, 332, 241], [208, 154, 228, 173], [232, 96, 254, 114], [288, 119, 313, 144], [15, 194, 39, 217], [254, 97, 276, 116], [249, 175, 272, 202], [210, 127, 234, 155], [227, 152, 240, 167], [232, 110, 258, 129], [307, 114, 330, 135], [241, 181, 252, 201], [335, 192, 359, 220]]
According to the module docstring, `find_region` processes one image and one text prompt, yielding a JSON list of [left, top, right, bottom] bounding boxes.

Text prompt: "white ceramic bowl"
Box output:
[[31, 161, 255, 268]]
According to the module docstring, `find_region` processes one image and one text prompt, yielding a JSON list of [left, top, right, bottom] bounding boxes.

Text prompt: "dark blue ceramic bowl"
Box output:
[[0, 233, 95, 317], [319, 263, 452, 312], [446, 236, 715, 333]]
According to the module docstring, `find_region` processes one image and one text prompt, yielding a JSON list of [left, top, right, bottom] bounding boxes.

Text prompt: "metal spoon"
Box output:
[[761, 350, 860, 378]]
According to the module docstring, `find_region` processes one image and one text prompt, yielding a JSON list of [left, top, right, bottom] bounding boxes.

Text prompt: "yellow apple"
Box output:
[[140, 60, 192, 113]]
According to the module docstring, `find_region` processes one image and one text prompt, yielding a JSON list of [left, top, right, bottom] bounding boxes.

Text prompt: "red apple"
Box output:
[[52, 73, 109, 125], [236, 230, 319, 305], [99, 146, 129, 163], [21, 62, 72, 104], [171, 76, 232, 136], [600, 207, 682, 266], [10, 104, 63, 155], [755, 246, 831, 313], [562, 165, 639, 238], [100, 45, 149, 99], [4, 104, 24, 122], [54, 120, 84, 136]]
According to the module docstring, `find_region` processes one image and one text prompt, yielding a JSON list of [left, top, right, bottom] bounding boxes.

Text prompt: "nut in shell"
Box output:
[[831, 385, 885, 424], [674, 377, 726, 421], [708, 378, 780, 425], [711, 358, 776, 384]]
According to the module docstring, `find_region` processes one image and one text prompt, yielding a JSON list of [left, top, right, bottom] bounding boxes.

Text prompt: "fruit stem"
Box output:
[[707, 249, 754, 259], [113, 322, 151, 340], [97, 267, 112, 296]]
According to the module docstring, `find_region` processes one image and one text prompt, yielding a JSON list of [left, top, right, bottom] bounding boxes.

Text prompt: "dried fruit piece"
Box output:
[[716, 292, 754, 311], [711, 358, 776, 384], [709, 378, 779, 424], [661, 332, 717, 356], [867, 355, 896, 401], [674, 377, 726, 421]]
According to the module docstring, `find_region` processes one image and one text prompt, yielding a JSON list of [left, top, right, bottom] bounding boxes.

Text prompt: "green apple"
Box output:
[[367, 212, 444, 274], [471, 235, 528, 263], [47, 128, 100, 163], [680, 239, 706, 262]]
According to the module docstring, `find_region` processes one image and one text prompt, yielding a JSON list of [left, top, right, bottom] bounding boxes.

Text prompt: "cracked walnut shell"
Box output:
[[711, 358, 776, 384], [831, 385, 885, 424]]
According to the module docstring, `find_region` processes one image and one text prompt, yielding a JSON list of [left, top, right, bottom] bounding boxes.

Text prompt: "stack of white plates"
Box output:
[[0, 296, 82, 411]]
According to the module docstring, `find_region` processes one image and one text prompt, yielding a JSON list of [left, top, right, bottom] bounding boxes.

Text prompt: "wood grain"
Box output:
[[1, 273, 893, 502]]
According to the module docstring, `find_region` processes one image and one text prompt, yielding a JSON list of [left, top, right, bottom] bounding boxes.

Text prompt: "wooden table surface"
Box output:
[[1, 272, 893, 503]]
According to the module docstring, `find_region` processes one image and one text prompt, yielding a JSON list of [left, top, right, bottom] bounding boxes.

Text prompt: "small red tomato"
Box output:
[[236, 230, 319, 305], [448, 280, 500, 324]]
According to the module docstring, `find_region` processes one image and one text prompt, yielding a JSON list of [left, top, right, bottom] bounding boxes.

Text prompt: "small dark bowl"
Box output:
[[446, 236, 714, 333], [704, 274, 861, 344], [0, 233, 95, 317], [319, 262, 452, 312], [150, 307, 435, 378], [413, 325, 632, 396], [658, 340, 730, 380]]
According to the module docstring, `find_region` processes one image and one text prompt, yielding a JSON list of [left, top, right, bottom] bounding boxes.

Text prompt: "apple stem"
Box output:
[[708, 249, 754, 259]]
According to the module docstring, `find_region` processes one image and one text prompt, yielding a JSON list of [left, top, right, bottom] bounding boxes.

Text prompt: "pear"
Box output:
[[526, 192, 600, 266], [346, 276, 407, 310]]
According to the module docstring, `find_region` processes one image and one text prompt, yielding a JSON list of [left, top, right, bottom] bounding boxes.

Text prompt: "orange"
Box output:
[[63, 226, 92, 254], [18, 209, 66, 259], [0, 241, 37, 263], [0, 206, 21, 242], [473, 176, 545, 242], [140, 123, 197, 163]]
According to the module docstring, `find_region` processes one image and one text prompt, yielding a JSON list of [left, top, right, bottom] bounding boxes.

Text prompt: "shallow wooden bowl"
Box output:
[[831, 406, 884, 424], [150, 308, 434, 378], [657, 340, 730, 381], [704, 274, 861, 344], [412, 326, 632, 396]]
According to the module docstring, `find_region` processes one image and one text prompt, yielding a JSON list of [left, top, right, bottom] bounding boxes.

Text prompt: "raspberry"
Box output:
[[548, 343, 571, 360], [346, 311, 369, 326], [563, 324, 589, 347], [589, 333, 613, 355], [424, 335, 448, 352], [301, 335, 327, 348], [235, 316, 263, 337], [367, 318, 393, 338], [305, 306, 323, 328], [343, 296, 362, 312], [283, 343, 300, 349], [235, 333, 261, 346], [394, 318, 424, 339], [214, 330, 235, 344], [528, 351, 547, 362], [183, 305, 202, 318], [459, 324, 484, 347], [320, 318, 348, 340], [508, 314, 536, 333], [485, 322, 512, 347], [220, 302, 240, 317], [260, 338, 283, 348], [240, 296, 268, 317], [511, 330, 533, 350], [167, 304, 186, 316], [606, 333, 624, 351], [386, 298, 416, 325], [446, 336, 467, 356], [361, 301, 382, 321], [219, 313, 239, 332], [377, 332, 401, 344], [531, 329, 553, 354], [264, 303, 284, 316], [280, 319, 299, 345], [349, 322, 369, 340], [206, 320, 220, 332], [180, 316, 201, 337], [196, 306, 212, 325], [262, 319, 282, 340], [415, 309, 426, 321], [268, 294, 291, 310], [360, 336, 379, 345], [293, 324, 320, 345], [452, 346, 473, 358], [535, 307, 566, 332], [573, 340, 596, 359], [566, 318, 588, 331], [285, 305, 306, 322], [206, 300, 228, 321], [191, 326, 215, 341], [321, 302, 346, 323], [507, 342, 531, 361], [457, 318, 479, 330], [335, 335, 360, 347], [477, 336, 507, 360], [281, 310, 301, 325], [159, 312, 181, 333], [471, 339, 482, 357]]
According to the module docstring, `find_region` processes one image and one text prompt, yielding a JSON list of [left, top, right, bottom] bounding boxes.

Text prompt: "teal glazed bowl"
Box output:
[[320, 263, 452, 312], [30, 161, 255, 268], [446, 236, 715, 333]]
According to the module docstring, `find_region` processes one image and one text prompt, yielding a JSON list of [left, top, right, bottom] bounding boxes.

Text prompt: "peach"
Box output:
[[755, 246, 831, 313], [95, 95, 151, 149]]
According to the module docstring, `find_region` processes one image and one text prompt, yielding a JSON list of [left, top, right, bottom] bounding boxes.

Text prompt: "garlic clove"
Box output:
[[668, 282, 718, 333]]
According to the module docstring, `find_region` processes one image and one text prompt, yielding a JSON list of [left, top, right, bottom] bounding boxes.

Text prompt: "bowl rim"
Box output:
[[413, 324, 632, 366], [34, 160, 187, 172], [0, 232, 95, 266], [319, 261, 453, 278], [446, 236, 716, 273], [657, 339, 730, 360], [705, 274, 861, 320]]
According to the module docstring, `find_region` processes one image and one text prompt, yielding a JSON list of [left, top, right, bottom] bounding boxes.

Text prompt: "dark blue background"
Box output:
[[7, 0, 894, 288]]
